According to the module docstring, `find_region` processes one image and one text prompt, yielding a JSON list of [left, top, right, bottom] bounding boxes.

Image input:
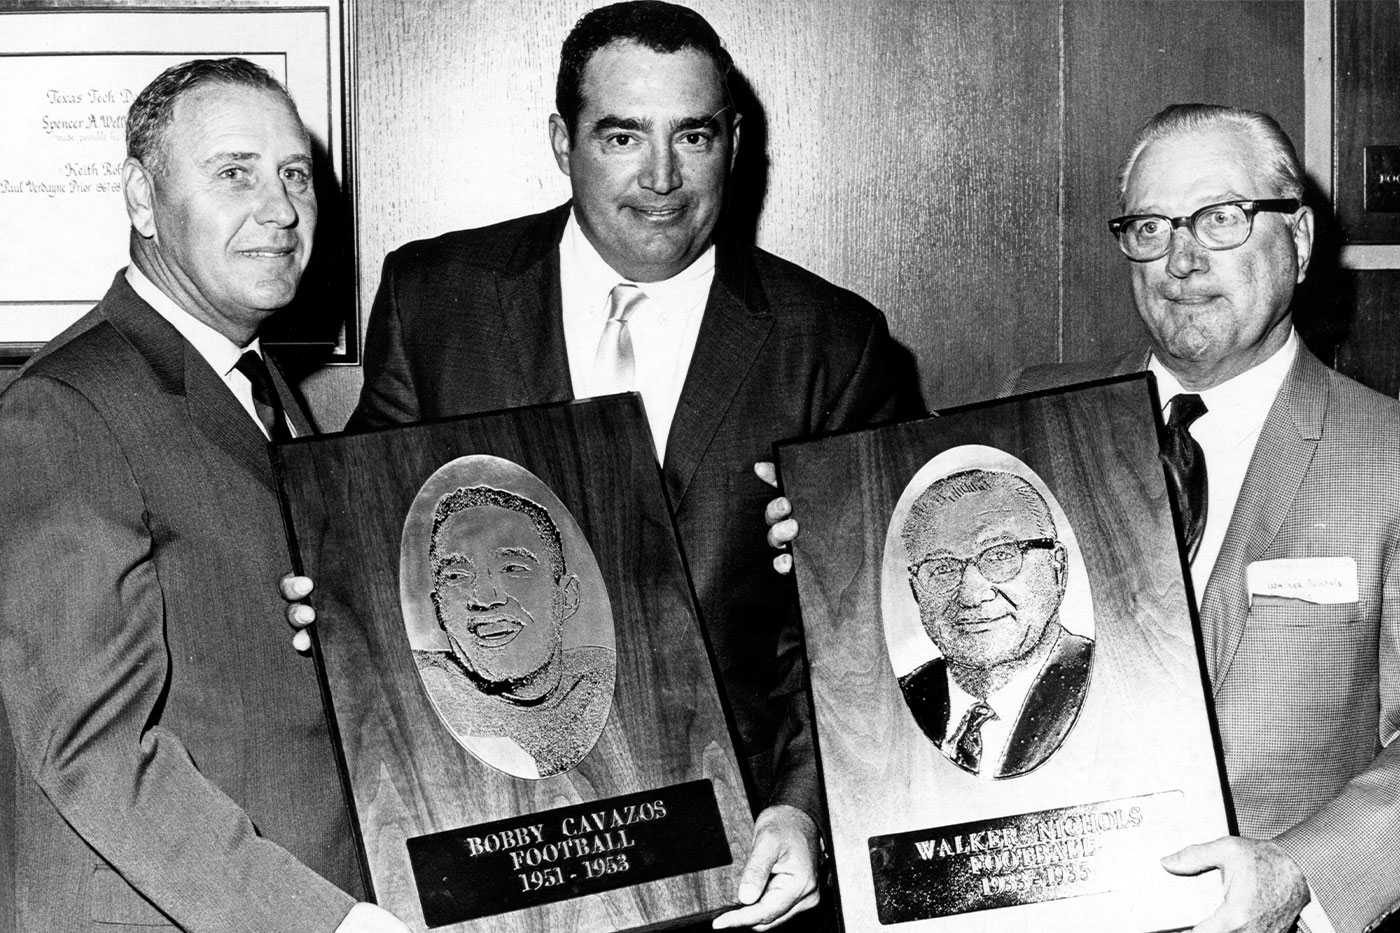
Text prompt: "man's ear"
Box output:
[[548, 114, 573, 178], [1052, 543, 1069, 597], [728, 110, 742, 172], [122, 157, 157, 239], [558, 573, 580, 621], [1292, 204, 1315, 284]]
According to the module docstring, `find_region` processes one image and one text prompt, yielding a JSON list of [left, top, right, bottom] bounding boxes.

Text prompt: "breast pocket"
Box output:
[[1245, 594, 1366, 628]]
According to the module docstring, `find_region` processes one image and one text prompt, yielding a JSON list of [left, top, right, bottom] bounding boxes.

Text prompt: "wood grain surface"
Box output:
[[778, 377, 1229, 933], [1334, 0, 1400, 246], [275, 395, 752, 932]]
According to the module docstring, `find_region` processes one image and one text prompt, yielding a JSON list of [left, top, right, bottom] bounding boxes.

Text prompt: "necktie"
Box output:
[[952, 700, 998, 774], [592, 283, 647, 394], [234, 350, 292, 442], [1162, 393, 1209, 561]]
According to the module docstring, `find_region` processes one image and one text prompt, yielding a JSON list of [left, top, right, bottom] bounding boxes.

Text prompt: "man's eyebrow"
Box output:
[[200, 150, 261, 168], [497, 546, 539, 563], [590, 115, 648, 134], [672, 104, 731, 134]]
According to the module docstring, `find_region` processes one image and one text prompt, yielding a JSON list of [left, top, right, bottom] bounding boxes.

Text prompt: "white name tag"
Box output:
[[1246, 557, 1358, 605]]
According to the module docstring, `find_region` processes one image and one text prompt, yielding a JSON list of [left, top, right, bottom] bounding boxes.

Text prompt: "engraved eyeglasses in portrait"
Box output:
[[400, 456, 616, 780], [881, 446, 1096, 780]]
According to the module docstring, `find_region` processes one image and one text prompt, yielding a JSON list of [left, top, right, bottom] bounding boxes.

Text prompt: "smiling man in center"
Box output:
[[344, 1, 921, 927]]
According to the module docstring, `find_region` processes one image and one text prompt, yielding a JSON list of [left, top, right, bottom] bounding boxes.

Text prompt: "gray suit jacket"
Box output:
[[0, 273, 363, 932], [1016, 346, 1400, 933], [350, 204, 921, 818]]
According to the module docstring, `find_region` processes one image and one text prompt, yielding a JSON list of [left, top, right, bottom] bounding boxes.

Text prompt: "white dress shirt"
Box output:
[[1149, 330, 1297, 608], [125, 264, 293, 440], [941, 641, 1046, 776], [1151, 330, 1333, 933], [558, 212, 712, 461]]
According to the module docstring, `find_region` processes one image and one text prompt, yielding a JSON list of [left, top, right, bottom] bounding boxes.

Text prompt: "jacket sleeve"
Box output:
[[349, 250, 422, 431], [0, 375, 354, 933], [766, 303, 923, 820]]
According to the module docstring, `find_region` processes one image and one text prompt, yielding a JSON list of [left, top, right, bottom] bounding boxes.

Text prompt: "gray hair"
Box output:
[[1117, 103, 1305, 207]]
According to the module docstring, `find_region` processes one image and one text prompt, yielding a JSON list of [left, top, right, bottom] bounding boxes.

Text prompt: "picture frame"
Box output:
[[0, 0, 358, 364], [776, 375, 1231, 933], [274, 394, 754, 932]]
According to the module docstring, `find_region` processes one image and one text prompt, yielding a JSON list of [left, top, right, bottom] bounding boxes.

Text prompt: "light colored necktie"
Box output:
[[592, 283, 647, 393]]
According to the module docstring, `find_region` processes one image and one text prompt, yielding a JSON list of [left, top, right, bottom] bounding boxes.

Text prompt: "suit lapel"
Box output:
[[496, 206, 573, 405], [662, 248, 772, 506], [1198, 347, 1326, 688], [101, 274, 279, 493]]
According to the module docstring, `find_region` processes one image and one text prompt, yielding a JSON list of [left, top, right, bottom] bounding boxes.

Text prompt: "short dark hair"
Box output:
[[555, 0, 734, 137], [429, 485, 567, 583], [126, 57, 296, 175], [1118, 103, 1305, 207]]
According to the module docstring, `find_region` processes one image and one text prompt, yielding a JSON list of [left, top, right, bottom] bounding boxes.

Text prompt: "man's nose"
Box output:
[[465, 571, 506, 610], [1164, 224, 1209, 278], [957, 562, 997, 606], [639, 142, 681, 195], [255, 176, 299, 227]]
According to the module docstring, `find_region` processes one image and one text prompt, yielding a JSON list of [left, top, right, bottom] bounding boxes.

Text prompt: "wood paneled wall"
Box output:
[[298, 0, 1311, 429], [8, 3, 1366, 412]]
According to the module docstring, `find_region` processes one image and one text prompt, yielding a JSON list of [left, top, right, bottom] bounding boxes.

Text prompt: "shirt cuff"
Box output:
[[1298, 886, 1337, 933]]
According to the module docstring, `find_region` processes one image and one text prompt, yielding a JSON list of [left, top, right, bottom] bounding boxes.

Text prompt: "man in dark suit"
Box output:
[[0, 59, 406, 932], [335, 2, 916, 926], [895, 469, 1092, 780], [1011, 105, 1400, 933]]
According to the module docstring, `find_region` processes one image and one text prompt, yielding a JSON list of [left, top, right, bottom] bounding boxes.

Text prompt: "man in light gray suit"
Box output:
[[0, 58, 406, 933], [766, 103, 1400, 933], [1015, 105, 1400, 933]]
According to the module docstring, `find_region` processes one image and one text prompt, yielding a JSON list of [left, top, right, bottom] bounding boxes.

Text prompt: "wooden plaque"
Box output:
[[275, 395, 753, 932], [776, 376, 1230, 933]]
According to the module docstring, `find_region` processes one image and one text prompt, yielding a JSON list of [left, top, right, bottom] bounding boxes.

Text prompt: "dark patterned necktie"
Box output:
[[953, 701, 999, 774], [1162, 393, 1208, 561], [234, 350, 292, 442]]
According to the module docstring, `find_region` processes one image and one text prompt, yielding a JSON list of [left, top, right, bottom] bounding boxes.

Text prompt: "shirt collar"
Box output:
[[561, 209, 716, 310], [945, 625, 1056, 724], [1148, 327, 1297, 423], [125, 263, 259, 378]]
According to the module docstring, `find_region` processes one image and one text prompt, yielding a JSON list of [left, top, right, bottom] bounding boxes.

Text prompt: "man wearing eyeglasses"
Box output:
[[897, 469, 1091, 781], [1013, 104, 1400, 933]]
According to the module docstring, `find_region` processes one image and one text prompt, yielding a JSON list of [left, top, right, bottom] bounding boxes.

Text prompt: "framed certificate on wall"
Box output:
[[0, 0, 357, 364]]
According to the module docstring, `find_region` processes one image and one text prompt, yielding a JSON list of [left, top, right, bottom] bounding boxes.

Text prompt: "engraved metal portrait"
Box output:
[[881, 445, 1096, 780], [400, 455, 617, 780]]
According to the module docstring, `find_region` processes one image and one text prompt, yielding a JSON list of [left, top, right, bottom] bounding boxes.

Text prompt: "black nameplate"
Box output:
[[868, 792, 1181, 924], [406, 779, 733, 928]]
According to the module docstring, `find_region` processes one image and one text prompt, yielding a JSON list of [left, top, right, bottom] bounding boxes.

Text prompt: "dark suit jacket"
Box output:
[[1016, 346, 1400, 933], [897, 626, 1093, 778], [0, 274, 363, 932], [351, 203, 918, 817]]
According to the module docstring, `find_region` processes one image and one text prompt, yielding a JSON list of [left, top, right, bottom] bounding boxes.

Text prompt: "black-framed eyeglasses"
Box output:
[[1108, 199, 1301, 262], [909, 538, 1057, 593]]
